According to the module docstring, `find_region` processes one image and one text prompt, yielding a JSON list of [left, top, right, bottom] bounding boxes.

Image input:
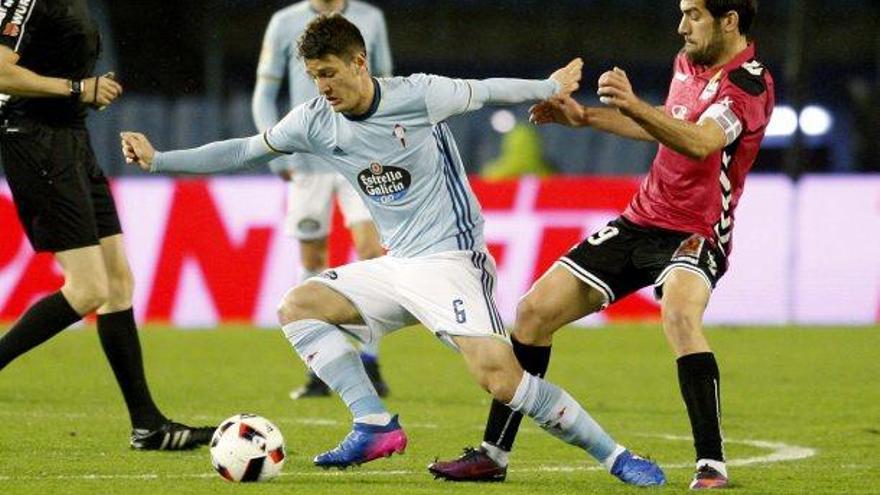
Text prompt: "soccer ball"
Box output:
[[210, 414, 286, 482]]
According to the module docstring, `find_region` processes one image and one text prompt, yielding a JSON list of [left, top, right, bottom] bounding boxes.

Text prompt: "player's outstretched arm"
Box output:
[[597, 67, 725, 159], [472, 57, 583, 104], [426, 58, 584, 124], [120, 132, 279, 174], [529, 95, 657, 142]]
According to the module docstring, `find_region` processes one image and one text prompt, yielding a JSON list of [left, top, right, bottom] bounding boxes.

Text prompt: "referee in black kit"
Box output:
[[0, 0, 213, 450]]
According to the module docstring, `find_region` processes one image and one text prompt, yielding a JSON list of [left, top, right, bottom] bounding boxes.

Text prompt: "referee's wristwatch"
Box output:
[[68, 79, 84, 100]]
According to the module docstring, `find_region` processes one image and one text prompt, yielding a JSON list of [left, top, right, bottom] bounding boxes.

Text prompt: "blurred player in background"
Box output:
[[121, 14, 667, 486], [0, 0, 212, 450], [253, 0, 393, 400], [430, 0, 773, 489]]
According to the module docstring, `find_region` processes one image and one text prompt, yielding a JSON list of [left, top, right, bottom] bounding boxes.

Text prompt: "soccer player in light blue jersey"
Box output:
[[120, 14, 665, 485], [254, 0, 393, 402]]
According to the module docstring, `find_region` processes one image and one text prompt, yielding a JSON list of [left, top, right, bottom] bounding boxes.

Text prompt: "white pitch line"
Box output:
[[0, 433, 816, 482], [648, 434, 817, 468]]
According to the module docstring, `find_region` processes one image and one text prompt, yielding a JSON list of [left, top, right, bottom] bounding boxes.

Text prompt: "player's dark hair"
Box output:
[[706, 0, 757, 35], [298, 13, 367, 61]]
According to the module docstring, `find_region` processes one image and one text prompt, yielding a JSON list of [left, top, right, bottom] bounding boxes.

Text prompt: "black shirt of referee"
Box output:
[[0, 0, 121, 252]]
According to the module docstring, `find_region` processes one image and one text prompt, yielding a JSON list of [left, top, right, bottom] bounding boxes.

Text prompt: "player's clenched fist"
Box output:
[[549, 57, 583, 97], [120, 132, 156, 171], [82, 72, 123, 109], [597, 67, 638, 113]]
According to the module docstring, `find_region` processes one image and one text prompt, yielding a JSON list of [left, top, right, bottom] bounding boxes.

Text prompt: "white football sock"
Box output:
[[601, 444, 627, 471], [480, 441, 510, 467], [696, 458, 728, 478]]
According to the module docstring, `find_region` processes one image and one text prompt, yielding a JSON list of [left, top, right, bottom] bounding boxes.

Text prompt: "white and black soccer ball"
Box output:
[[210, 414, 286, 482]]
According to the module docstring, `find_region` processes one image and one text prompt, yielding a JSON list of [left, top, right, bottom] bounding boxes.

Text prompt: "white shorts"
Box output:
[[284, 172, 373, 240], [311, 250, 508, 349]]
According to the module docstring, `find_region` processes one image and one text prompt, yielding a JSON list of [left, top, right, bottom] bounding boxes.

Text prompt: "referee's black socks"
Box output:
[[97, 308, 166, 430], [482, 337, 552, 452], [0, 291, 81, 371], [677, 352, 725, 462]]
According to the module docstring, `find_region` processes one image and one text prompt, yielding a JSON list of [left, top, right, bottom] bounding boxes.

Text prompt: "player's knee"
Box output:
[[661, 303, 701, 334], [64, 272, 110, 313], [298, 239, 327, 272], [105, 266, 135, 307], [277, 284, 322, 325], [514, 295, 557, 343]]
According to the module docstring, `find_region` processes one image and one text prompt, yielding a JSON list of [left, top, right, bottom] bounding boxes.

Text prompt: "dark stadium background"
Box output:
[[66, 0, 879, 177]]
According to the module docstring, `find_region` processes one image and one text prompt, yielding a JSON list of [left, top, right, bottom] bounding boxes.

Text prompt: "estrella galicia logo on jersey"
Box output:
[[358, 162, 411, 204]]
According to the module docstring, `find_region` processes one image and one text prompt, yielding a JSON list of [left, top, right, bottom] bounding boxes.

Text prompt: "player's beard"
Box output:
[[685, 23, 725, 66]]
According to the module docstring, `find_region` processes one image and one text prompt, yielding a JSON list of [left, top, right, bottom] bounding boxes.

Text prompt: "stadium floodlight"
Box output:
[[799, 105, 833, 137], [490, 109, 517, 134], [765, 105, 798, 137]]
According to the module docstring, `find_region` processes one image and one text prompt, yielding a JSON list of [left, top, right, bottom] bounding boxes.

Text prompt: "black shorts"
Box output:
[[557, 217, 728, 306], [0, 121, 122, 253]]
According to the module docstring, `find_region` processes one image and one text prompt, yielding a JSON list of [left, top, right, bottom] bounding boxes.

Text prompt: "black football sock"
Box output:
[[677, 352, 725, 462], [0, 292, 81, 371], [96, 308, 166, 430], [482, 336, 552, 453]]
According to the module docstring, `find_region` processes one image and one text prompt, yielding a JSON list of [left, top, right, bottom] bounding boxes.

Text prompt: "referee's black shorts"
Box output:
[[1, 120, 122, 253]]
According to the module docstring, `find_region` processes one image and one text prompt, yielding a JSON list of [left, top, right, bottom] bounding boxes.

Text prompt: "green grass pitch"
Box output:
[[0, 324, 876, 494]]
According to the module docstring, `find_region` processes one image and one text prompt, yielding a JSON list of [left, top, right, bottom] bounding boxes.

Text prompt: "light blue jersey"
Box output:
[[154, 75, 559, 258], [254, 1, 392, 174]]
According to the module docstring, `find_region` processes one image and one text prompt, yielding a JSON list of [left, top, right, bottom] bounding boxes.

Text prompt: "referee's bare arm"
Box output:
[[0, 45, 122, 107]]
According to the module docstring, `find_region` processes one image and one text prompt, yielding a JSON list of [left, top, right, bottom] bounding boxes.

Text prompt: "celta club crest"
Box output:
[[393, 124, 406, 148]]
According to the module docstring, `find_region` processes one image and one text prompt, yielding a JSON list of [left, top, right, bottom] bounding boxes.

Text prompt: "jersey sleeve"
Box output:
[[716, 62, 772, 134], [264, 102, 318, 155], [369, 11, 393, 77], [0, 0, 41, 53], [424, 74, 558, 124], [256, 13, 287, 80], [423, 75, 473, 124]]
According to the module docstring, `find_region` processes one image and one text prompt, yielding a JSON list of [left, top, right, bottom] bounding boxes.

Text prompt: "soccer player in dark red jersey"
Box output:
[[429, 0, 773, 489]]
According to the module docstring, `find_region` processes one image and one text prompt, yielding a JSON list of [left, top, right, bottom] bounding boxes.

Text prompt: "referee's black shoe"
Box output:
[[130, 421, 214, 451]]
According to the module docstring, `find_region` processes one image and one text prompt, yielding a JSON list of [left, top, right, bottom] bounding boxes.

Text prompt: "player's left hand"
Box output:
[[549, 57, 583, 96], [120, 132, 156, 171], [597, 67, 639, 114]]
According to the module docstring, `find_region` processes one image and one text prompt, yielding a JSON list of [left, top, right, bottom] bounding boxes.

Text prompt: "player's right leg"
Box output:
[[428, 265, 607, 481], [452, 335, 665, 487], [277, 262, 412, 468]]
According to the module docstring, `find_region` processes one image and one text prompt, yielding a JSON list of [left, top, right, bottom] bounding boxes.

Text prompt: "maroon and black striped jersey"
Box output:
[[623, 43, 775, 256]]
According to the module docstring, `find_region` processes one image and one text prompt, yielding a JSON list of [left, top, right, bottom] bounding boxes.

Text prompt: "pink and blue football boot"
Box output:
[[314, 415, 407, 469]]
